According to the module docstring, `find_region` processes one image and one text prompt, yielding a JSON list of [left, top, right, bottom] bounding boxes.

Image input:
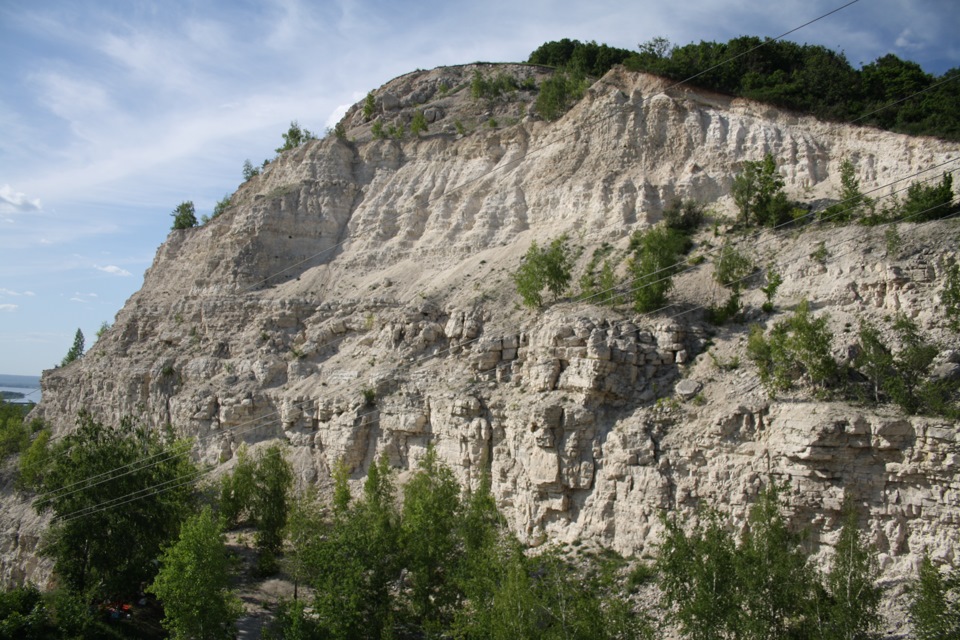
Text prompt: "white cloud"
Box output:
[[325, 103, 352, 129], [69, 292, 98, 303], [0, 185, 42, 214], [895, 28, 923, 52], [95, 264, 132, 276], [0, 304, 18, 312]]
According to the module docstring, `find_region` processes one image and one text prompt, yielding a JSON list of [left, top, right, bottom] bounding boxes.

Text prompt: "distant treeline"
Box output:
[[528, 37, 960, 141]]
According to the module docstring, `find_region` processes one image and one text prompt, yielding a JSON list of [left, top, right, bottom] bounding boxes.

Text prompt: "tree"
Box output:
[[400, 447, 463, 631], [628, 225, 690, 312], [732, 154, 792, 227], [251, 444, 293, 574], [60, 329, 84, 367], [909, 553, 960, 640], [171, 201, 197, 230], [242, 159, 260, 181], [901, 173, 958, 222], [34, 413, 196, 600], [818, 497, 883, 640], [747, 300, 838, 395], [276, 120, 317, 154], [942, 261, 960, 332], [411, 110, 428, 135], [147, 506, 242, 640], [512, 235, 574, 308], [822, 160, 872, 223]]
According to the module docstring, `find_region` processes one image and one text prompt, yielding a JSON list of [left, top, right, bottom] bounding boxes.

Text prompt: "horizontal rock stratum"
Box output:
[[11, 64, 960, 632]]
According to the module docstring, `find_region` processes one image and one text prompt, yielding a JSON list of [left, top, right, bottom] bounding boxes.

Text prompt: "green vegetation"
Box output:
[[512, 235, 574, 308], [147, 506, 242, 640], [854, 316, 958, 418], [528, 38, 634, 76], [943, 261, 960, 331], [822, 160, 873, 223], [0, 398, 37, 458], [901, 173, 959, 221], [747, 300, 838, 395], [32, 412, 197, 601], [171, 200, 198, 230], [658, 483, 882, 640], [627, 225, 690, 313], [760, 268, 783, 313], [663, 198, 706, 233], [272, 451, 651, 639], [60, 328, 85, 367], [732, 154, 792, 227], [363, 91, 376, 120], [534, 68, 589, 121], [411, 110, 428, 136], [242, 159, 261, 181], [713, 242, 754, 290], [470, 69, 519, 102], [910, 552, 960, 639], [276, 120, 318, 154]]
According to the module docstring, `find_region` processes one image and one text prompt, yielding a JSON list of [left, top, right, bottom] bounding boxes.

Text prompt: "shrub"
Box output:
[[902, 173, 958, 221], [363, 92, 376, 120], [760, 268, 783, 312], [942, 261, 960, 331], [212, 194, 231, 219], [714, 243, 754, 290], [171, 200, 197, 230], [275, 120, 317, 154], [747, 300, 838, 395], [535, 68, 588, 121], [512, 235, 574, 308], [411, 110, 428, 136], [821, 159, 873, 222], [732, 154, 792, 227], [372, 120, 386, 139], [242, 159, 260, 181], [910, 553, 960, 639], [470, 70, 518, 102], [663, 198, 705, 232], [705, 291, 742, 325], [628, 225, 690, 313]]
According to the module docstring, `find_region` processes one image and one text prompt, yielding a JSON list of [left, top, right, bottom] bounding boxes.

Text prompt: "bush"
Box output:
[[628, 225, 690, 313], [275, 120, 317, 154], [411, 110, 428, 136], [902, 173, 958, 221], [821, 159, 873, 222], [747, 300, 839, 395], [512, 235, 574, 308], [714, 243, 754, 290], [732, 154, 792, 227], [171, 201, 197, 230], [943, 261, 960, 331], [470, 70, 519, 102], [363, 92, 376, 120], [854, 316, 958, 417], [910, 553, 960, 639], [535, 68, 588, 121], [663, 198, 705, 232], [242, 159, 260, 181]]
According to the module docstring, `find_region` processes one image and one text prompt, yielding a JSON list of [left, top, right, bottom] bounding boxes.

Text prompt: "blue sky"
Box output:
[[1, 0, 958, 377]]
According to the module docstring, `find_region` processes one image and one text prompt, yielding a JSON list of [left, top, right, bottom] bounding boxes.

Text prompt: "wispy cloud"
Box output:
[[69, 292, 98, 304], [95, 264, 132, 277], [0, 185, 41, 214], [0, 304, 18, 312], [0, 288, 35, 297]]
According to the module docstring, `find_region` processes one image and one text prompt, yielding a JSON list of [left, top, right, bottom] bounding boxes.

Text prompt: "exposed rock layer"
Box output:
[[11, 65, 960, 631]]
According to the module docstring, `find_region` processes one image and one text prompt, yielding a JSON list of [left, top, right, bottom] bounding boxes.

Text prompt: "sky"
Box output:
[[1, 0, 958, 377]]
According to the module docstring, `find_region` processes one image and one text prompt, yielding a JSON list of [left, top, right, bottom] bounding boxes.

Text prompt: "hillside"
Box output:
[[8, 62, 960, 634]]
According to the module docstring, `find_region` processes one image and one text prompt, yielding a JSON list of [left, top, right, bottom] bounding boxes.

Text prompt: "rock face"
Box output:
[[11, 63, 960, 615]]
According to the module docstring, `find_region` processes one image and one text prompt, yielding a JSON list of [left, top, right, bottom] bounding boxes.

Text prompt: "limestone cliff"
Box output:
[[12, 64, 960, 625]]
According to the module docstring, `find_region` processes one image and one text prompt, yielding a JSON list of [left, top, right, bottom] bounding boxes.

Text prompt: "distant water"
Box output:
[[0, 374, 42, 404]]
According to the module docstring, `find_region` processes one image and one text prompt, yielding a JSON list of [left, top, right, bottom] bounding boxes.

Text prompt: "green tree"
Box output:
[[714, 242, 755, 291], [308, 456, 399, 639], [34, 413, 197, 600], [411, 110, 428, 136], [399, 447, 463, 632], [823, 160, 872, 223], [60, 329, 84, 367], [535, 68, 588, 121], [171, 201, 198, 230], [512, 235, 574, 308], [901, 173, 958, 222], [628, 225, 690, 312], [251, 444, 293, 574], [732, 154, 792, 227], [942, 261, 960, 332], [242, 159, 260, 181], [657, 509, 741, 640], [276, 120, 318, 154], [147, 506, 242, 640], [909, 553, 960, 640], [747, 300, 838, 395], [817, 497, 883, 640], [363, 92, 376, 120], [218, 444, 256, 527]]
